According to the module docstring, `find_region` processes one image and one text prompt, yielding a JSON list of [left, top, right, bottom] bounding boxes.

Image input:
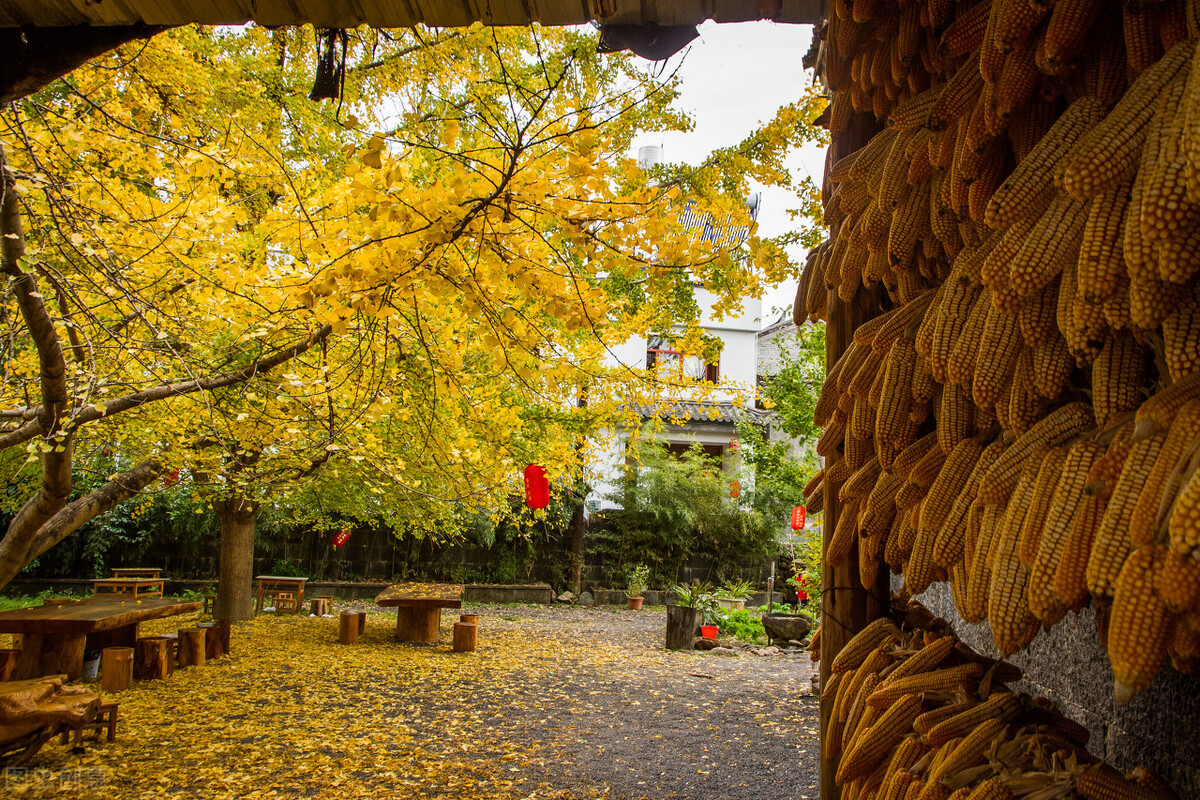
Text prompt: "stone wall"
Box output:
[[908, 579, 1200, 796]]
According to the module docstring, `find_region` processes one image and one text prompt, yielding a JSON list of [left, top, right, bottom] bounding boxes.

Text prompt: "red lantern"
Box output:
[[524, 464, 550, 509], [164, 468, 181, 487], [730, 479, 741, 499], [332, 529, 351, 548], [790, 505, 806, 530]]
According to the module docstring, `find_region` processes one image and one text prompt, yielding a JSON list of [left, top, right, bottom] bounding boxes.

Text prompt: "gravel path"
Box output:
[[350, 601, 822, 800]]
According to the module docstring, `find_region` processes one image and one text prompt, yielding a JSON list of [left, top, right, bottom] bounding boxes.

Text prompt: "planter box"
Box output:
[[716, 598, 745, 611]]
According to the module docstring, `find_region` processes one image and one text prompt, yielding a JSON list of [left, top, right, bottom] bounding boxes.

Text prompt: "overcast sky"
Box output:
[[628, 20, 826, 327]]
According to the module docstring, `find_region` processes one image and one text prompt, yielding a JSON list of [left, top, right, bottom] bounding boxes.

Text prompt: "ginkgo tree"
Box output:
[[0, 23, 827, 618]]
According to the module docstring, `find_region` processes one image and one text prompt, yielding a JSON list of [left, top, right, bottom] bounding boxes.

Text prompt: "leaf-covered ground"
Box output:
[[3, 604, 819, 799]]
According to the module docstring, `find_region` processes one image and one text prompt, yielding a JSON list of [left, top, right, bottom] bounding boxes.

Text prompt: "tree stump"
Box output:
[[460, 614, 480, 624], [177, 629, 206, 668], [357, 611, 367, 635], [665, 605, 703, 650], [309, 598, 330, 616], [395, 607, 441, 643], [338, 612, 359, 645], [199, 622, 229, 660], [100, 647, 133, 693], [452, 622, 477, 653], [0, 649, 19, 681], [133, 638, 172, 681]]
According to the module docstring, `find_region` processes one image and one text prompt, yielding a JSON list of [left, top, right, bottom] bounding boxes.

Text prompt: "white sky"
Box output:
[[628, 20, 827, 327]]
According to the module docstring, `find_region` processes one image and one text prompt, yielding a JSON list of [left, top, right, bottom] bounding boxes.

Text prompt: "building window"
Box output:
[[646, 335, 719, 381]]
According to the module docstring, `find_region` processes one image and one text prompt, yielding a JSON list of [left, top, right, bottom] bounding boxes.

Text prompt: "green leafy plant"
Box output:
[[624, 563, 649, 599], [711, 608, 765, 643], [718, 578, 755, 601], [669, 581, 710, 607]]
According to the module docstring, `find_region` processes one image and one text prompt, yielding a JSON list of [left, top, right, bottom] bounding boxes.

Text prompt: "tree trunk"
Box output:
[[665, 605, 701, 650], [213, 497, 260, 622], [568, 498, 586, 595]]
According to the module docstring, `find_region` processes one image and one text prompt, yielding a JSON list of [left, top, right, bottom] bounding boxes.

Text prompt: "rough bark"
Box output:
[[568, 498, 586, 595], [0, 25, 169, 105], [213, 497, 260, 622]]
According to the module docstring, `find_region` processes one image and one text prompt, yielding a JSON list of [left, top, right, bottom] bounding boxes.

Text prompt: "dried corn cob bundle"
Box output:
[[1092, 335, 1149, 427], [1109, 545, 1176, 704], [978, 402, 1096, 503], [987, 461, 1044, 655], [1061, 39, 1196, 200], [1086, 431, 1167, 597], [1129, 401, 1200, 546]]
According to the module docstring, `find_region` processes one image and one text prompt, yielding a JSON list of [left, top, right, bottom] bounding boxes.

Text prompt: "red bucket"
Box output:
[[700, 625, 719, 640]]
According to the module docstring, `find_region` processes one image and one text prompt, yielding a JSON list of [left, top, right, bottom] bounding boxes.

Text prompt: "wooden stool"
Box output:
[[134, 637, 173, 680], [159, 633, 179, 664], [309, 597, 330, 616], [338, 611, 360, 644], [177, 628, 206, 668], [0, 648, 19, 681], [202, 619, 230, 659], [460, 614, 480, 624], [202, 594, 217, 615], [357, 611, 367, 635], [100, 647, 133, 693], [60, 700, 118, 745], [274, 591, 298, 614], [452, 622, 478, 652]]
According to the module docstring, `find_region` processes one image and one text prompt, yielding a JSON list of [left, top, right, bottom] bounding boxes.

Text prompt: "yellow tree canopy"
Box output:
[[0, 24, 827, 583]]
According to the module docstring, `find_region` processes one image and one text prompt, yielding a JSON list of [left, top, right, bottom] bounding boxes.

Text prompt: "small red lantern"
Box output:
[[790, 505, 806, 530], [332, 529, 351, 548], [730, 479, 741, 499], [524, 464, 550, 509]]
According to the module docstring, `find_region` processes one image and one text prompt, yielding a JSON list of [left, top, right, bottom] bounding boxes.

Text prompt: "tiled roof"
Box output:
[[633, 401, 771, 424]]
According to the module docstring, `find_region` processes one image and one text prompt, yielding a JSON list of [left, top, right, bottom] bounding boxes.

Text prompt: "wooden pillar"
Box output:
[[134, 637, 172, 680], [819, 109, 891, 800], [452, 622, 478, 652], [338, 611, 359, 644], [100, 647, 133, 693], [0, 648, 20, 681], [177, 628, 206, 668]]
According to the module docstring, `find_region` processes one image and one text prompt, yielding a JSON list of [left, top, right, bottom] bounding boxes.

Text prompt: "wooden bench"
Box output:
[[59, 700, 118, 746]]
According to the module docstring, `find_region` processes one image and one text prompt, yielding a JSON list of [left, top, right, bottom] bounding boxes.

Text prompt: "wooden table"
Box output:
[[255, 576, 307, 614], [92, 577, 165, 598], [0, 596, 202, 680], [375, 583, 463, 643], [111, 567, 162, 579]]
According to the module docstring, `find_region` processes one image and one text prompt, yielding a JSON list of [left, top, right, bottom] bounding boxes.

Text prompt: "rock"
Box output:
[[709, 647, 738, 657], [762, 613, 813, 642], [556, 591, 576, 604], [578, 591, 594, 607], [788, 639, 806, 648], [810, 675, 821, 696], [694, 638, 721, 651]]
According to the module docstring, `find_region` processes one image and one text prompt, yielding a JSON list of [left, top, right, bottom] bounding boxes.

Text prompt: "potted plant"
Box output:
[[716, 578, 754, 611], [624, 563, 649, 610], [665, 582, 708, 649]]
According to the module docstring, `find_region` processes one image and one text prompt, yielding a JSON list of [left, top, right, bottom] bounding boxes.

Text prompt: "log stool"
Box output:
[[198, 620, 230, 660], [338, 611, 360, 644], [309, 597, 330, 616], [100, 647, 133, 693], [60, 700, 119, 745], [177, 628, 206, 668], [452, 622, 478, 653], [134, 637, 173, 680], [460, 614, 480, 624], [319, 595, 334, 612], [357, 611, 367, 635], [0, 648, 19, 681]]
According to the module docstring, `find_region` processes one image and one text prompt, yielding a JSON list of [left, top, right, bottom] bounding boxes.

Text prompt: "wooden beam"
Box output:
[[1, 25, 168, 104], [818, 110, 889, 800]]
